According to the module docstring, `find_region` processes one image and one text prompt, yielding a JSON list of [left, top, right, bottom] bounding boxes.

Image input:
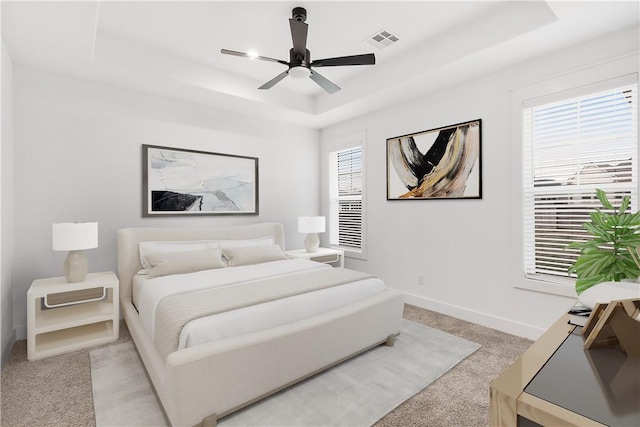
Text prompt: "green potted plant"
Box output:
[[568, 189, 640, 294]]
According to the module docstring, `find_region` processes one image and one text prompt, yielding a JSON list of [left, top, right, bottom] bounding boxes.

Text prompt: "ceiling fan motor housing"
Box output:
[[292, 7, 307, 22], [289, 48, 311, 68]]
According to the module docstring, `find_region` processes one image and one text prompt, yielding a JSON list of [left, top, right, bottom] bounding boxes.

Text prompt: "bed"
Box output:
[[117, 222, 404, 427]]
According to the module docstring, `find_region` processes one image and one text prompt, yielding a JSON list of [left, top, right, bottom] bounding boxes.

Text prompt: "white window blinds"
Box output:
[[329, 146, 363, 251], [523, 79, 638, 283]]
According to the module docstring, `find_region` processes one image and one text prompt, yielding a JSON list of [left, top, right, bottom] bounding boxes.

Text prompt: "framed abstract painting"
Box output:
[[142, 144, 259, 216], [386, 119, 482, 200]]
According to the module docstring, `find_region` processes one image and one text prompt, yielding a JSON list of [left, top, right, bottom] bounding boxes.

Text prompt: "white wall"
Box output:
[[7, 25, 639, 344], [11, 66, 320, 338], [1, 42, 15, 368], [320, 26, 640, 339]]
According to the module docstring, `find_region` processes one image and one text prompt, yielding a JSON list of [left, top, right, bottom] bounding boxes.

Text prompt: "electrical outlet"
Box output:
[[417, 275, 424, 286]]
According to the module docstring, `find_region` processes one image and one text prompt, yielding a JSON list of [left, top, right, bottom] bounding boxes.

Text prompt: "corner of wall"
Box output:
[[1, 40, 16, 370], [1, 329, 15, 370]]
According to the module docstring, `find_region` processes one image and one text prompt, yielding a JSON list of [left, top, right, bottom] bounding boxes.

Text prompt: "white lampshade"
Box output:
[[298, 216, 325, 234], [52, 222, 99, 251]]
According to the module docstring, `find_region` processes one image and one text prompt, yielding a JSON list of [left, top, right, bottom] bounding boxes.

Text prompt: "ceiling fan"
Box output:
[[221, 7, 375, 94]]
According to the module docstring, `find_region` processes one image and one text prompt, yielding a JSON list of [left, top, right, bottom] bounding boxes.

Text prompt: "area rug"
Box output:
[[90, 319, 480, 427]]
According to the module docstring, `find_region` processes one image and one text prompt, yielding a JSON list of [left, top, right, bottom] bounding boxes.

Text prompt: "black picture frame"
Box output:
[[142, 144, 259, 216], [386, 119, 482, 200]]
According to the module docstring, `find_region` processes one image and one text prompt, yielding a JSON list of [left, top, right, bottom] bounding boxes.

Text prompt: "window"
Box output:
[[329, 145, 363, 254], [523, 79, 638, 285]]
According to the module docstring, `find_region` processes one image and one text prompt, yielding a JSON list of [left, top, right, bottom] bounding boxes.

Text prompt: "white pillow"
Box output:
[[146, 248, 226, 278], [223, 245, 287, 267], [139, 240, 221, 269], [218, 236, 275, 250]]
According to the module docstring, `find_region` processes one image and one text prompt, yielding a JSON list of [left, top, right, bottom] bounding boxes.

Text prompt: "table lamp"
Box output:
[[298, 216, 325, 253], [52, 222, 98, 283]]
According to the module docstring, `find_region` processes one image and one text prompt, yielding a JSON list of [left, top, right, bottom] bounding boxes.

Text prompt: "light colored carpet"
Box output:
[[1, 306, 534, 427], [90, 319, 480, 427], [89, 342, 166, 427]]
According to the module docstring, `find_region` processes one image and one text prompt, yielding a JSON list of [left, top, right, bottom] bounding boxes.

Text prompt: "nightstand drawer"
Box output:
[[45, 287, 106, 308], [310, 254, 340, 264], [285, 248, 345, 267]]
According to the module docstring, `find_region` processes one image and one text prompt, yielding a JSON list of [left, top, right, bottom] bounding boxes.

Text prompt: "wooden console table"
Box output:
[[490, 314, 640, 426]]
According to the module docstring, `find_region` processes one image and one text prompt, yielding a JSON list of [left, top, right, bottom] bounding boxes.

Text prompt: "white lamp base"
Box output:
[[304, 233, 320, 253], [64, 250, 88, 283]]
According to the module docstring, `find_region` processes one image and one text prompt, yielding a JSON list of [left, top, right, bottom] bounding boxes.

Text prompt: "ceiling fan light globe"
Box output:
[[289, 66, 311, 79]]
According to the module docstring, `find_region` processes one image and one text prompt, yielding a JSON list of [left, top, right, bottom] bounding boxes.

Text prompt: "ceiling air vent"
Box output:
[[365, 29, 400, 49]]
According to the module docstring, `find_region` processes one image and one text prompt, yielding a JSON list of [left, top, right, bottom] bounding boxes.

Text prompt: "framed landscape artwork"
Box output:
[[142, 144, 259, 216], [386, 119, 482, 200]]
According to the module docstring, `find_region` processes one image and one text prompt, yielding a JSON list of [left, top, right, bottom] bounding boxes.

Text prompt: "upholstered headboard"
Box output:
[[116, 223, 285, 302]]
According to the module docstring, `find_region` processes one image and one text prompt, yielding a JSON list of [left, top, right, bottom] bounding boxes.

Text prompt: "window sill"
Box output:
[[516, 275, 578, 298]]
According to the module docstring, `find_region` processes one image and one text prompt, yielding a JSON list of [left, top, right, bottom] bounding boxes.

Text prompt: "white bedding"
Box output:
[[133, 259, 387, 351]]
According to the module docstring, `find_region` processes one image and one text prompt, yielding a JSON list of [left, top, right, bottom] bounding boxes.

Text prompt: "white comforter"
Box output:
[[134, 259, 387, 351]]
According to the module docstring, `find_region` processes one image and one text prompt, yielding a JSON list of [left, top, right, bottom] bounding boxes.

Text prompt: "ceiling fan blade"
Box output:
[[258, 70, 289, 90], [289, 19, 308, 56], [309, 69, 340, 94], [221, 49, 288, 65], [311, 53, 375, 67]]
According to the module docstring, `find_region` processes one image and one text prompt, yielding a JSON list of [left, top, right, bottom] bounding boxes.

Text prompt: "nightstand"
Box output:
[[286, 247, 345, 267], [27, 271, 119, 361]]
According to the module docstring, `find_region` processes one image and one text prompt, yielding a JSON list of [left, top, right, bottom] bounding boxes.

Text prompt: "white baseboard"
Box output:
[[403, 292, 546, 340]]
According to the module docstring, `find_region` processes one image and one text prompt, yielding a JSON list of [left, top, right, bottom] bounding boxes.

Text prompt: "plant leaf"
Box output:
[[571, 250, 616, 278], [606, 214, 620, 227], [617, 254, 640, 276], [576, 275, 608, 295], [619, 195, 631, 214], [616, 220, 636, 233], [625, 211, 640, 226], [627, 246, 640, 271], [566, 189, 640, 293], [590, 211, 607, 228], [596, 188, 614, 210], [618, 233, 640, 247], [583, 222, 610, 239]]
